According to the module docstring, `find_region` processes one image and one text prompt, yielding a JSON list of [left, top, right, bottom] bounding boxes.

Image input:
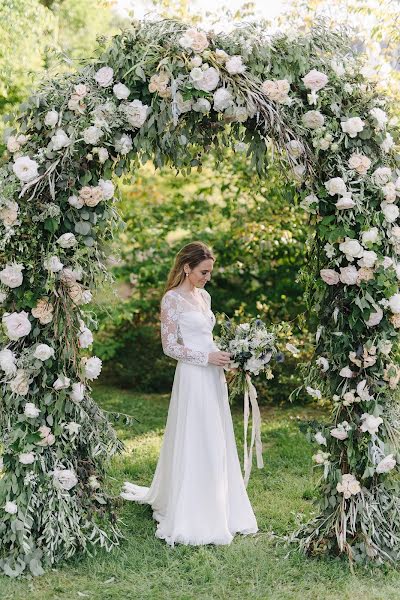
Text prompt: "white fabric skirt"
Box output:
[[121, 361, 258, 547]]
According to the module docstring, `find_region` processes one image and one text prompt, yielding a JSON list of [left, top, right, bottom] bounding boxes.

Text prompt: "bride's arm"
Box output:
[[160, 292, 209, 366]]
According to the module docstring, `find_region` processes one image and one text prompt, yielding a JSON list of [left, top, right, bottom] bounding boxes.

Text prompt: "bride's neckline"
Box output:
[[171, 286, 207, 310]]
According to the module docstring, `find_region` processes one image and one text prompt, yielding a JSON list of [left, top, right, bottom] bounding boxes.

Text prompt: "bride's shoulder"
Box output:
[[199, 287, 211, 304]]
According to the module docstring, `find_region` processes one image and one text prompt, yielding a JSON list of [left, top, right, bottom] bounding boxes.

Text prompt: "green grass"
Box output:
[[1, 385, 400, 599]]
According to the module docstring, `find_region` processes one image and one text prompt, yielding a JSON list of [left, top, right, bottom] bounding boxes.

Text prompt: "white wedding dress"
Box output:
[[121, 286, 258, 547]]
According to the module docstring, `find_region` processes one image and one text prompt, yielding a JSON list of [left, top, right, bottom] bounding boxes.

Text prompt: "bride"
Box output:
[[121, 241, 259, 546]]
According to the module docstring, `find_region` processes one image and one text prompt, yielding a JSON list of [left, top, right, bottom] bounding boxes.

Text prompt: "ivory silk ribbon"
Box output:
[[243, 372, 264, 487]]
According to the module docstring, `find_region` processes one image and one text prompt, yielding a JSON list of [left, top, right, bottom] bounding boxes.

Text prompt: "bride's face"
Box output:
[[188, 258, 214, 288]]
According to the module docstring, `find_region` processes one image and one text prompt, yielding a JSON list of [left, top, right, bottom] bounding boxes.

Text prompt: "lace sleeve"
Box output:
[[160, 292, 209, 366]]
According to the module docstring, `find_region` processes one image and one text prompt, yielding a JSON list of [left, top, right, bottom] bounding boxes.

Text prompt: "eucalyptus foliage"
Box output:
[[0, 18, 399, 575]]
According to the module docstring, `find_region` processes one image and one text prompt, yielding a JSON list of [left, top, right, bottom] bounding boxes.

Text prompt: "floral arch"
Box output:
[[0, 18, 399, 576]]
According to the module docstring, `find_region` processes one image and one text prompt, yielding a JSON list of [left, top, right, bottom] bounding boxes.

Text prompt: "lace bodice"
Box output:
[[160, 287, 218, 366]]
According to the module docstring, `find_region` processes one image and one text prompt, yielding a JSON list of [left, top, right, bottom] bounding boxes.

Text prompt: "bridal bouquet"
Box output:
[[215, 316, 279, 486]]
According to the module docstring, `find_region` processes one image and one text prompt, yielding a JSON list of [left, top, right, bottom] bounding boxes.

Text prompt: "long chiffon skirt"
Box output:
[[121, 361, 259, 546]]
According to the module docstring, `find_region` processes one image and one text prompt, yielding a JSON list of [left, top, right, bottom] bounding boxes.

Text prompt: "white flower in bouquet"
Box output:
[[70, 382, 86, 402], [68, 195, 84, 209], [372, 167, 392, 186], [302, 110, 325, 129], [190, 55, 202, 68], [7, 134, 27, 152], [12, 156, 39, 183], [0, 263, 24, 288], [93, 147, 109, 163], [175, 92, 192, 114], [324, 177, 347, 196], [190, 66, 220, 91], [381, 201, 399, 223], [336, 194, 355, 210], [113, 82, 130, 99], [348, 153, 371, 175], [148, 73, 171, 97], [380, 133, 395, 154], [0, 349, 17, 376], [360, 413, 383, 435], [316, 357, 329, 372], [339, 365, 355, 378], [383, 182, 397, 203], [369, 107, 388, 130], [192, 98, 211, 114], [306, 386, 322, 399], [339, 238, 364, 261], [88, 475, 101, 489], [33, 343, 54, 361], [313, 451, 330, 464], [2, 311, 32, 340], [19, 452, 35, 465], [44, 255, 64, 272], [286, 343, 300, 355], [331, 421, 351, 440], [261, 79, 290, 103], [245, 356, 265, 375], [286, 140, 304, 159], [9, 369, 29, 395], [0, 200, 19, 226], [4, 501, 18, 514], [36, 425, 55, 446], [31, 298, 54, 324], [341, 117, 365, 138], [376, 454, 396, 474], [56, 232, 77, 248], [365, 307, 383, 327], [52, 468, 78, 491], [78, 324, 93, 349], [315, 432, 327, 445], [82, 356, 102, 380], [94, 66, 114, 87], [300, 193, 319, 214], [99, 179, 114, 200], [51, 129, 70, 151], [83, 126, 103, 145], [361, 228, 379, 246], [114, 133, 133, 155], [78, 185, 103, 207], [53, 374, 71, 390], [383, 362, 400, 389], [302, 69, 328, 91], [121, 99, 149, 128], [178, 28, 209, 53], [24, 402, 40, 418], [358, 250, 377, 268], [378, 339, 392, 355], [65, 421, 81, 436], [336, 473, 361, 498], [388, 293, 400, 314], [213, 87, 234, 111], [339, 265, 359, 285], [225, 55, 246, 74]]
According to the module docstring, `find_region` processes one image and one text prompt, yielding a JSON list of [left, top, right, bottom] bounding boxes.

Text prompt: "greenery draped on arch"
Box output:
[[0, 18, 399, 576]]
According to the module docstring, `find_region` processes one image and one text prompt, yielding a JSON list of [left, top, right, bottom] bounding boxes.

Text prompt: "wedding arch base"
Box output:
[[1, 18, 400, 576]]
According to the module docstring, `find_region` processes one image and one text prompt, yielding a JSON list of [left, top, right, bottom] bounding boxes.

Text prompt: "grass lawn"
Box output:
[[1, 384, 400, 599]]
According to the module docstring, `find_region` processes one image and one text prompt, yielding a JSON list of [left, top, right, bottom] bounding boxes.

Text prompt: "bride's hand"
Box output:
[[208, 351, 232, 366]]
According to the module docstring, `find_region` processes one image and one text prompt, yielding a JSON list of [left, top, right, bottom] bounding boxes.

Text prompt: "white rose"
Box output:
[[360, 413, 383, 435], [331, 59, 345, 76], [365, 307, 383, 327], [320, 269, 339, 285], [114, 133, 133, 155], [192, 98, 211, 114], [70, 382, 86, 402], [381, 202, 399, 223], [324, 177, 347, 196], [302, 69, 328, 91], [389, 293, 400, 314], [193, 66, 220, 92], [225, 55, 246, 74], [0, 349, 17, 376], [213, 87, 234, 112], [341, 117, 365, 138], [82, 356, 102, 380], [2, 311, 32, 340], [380, 133, 395, 154], [56, 233, 77, 248], [33, 344, 55, 361], [44, 110, 59, 128], [336, 474, 361, 498], [68, 195, 84, 209], [330, 427, 348, 440], [339, 238, 364, 261], [78, 326, 93, 348], [6, 136, 21, 153], [52, 468, 78, 490], [4, 501, 18, 514], [300, 194, 319, 214], [24, 402, 40, 418], [339, 365, 355, 377], [302, 110, 325, 129], [372, 167, 392, 186], [36, 425, 55, 447], [113, 82, 130, 99], [314, 432, 327, 445], [0, 200, 19, 226], [383, 182, 397, 203], [376, 454, 396, 474], [95, 147, 109, 163], [44, 255, 64, 272], [335, 194, 355, 210], [121, 99, 149, 128], [358, 250, 377, 268], [19, 452, 35, 465], [10, 369, 30, 395], [98, 179, 114, 200], [83, 126, 103, 145], [261, 79, 290, 103], [286, 140, 304, 159], [53, 374, 71, 390], [362, 228, 379, 246], [175, 92, 192, 114], [0, 263, 24, 288], [369, 107, 388, 130], [94, 66, 114, 87], [178, 28, 209, 53], [51, 129, 70, 151], [348, 153, 371, 175], [313, 451, 330, 464], [190, 56, 202, 68], [12, 156, 39, 183]]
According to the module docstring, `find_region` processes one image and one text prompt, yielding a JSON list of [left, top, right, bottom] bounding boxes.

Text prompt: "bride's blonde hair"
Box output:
[[163, 241, 215, 295]]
